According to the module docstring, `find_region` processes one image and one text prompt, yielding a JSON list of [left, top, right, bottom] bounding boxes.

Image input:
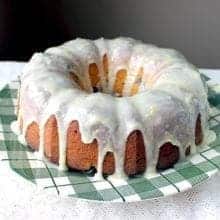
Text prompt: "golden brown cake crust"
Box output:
[[25, 122, 39, 150], [156, 142, 179, 170], [66, 120, 146, 175], [124, 130, 146, 175], [66, 120, 98, 171], [24, 113, 203, 176], [25, 116, 147, 176], [44, 115, 59, 163]]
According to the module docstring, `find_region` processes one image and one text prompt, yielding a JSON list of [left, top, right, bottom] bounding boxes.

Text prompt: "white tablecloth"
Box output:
[[0, 62, 220, 220]]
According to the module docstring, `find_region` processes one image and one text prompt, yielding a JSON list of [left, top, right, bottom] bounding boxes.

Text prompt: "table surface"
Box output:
[[0, 62, 220, 220]]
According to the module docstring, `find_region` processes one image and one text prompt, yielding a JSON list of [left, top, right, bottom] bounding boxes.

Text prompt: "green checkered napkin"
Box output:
[[0, 76, 220, 202]]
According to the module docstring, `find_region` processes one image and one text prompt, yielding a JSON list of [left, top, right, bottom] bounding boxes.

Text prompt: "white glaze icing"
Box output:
[[11, 120, 21, 136], [15, 37, 211, 180], [11, 121, 27, 145]]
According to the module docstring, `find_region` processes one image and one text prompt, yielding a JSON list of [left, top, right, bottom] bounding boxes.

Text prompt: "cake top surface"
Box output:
[[19, 37, 209, 179]]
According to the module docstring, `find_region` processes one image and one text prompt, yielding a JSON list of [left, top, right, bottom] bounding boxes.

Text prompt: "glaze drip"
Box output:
[[16, 37, 210, 179]]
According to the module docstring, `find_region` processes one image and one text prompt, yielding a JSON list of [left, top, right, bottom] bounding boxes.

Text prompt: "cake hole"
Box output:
[[195, 113, 203, 145], [70, 60, 144, 97], [156, 142, 179, 170]]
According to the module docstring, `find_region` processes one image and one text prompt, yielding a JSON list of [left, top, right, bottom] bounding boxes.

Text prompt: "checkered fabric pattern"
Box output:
[[0, 75, 220, 202]]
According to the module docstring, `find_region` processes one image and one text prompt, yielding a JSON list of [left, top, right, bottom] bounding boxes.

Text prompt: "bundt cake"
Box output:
[[13, 37, 209, 179]]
